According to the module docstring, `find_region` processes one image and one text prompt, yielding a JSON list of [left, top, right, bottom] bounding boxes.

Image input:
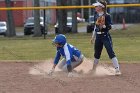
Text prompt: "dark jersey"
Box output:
[[94, 13, 112, 34]]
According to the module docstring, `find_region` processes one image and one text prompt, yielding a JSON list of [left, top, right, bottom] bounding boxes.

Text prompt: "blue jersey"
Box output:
[[54, 43, 81, 65]]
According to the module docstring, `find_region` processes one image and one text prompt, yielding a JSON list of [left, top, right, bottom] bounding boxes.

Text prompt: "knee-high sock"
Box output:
[[92, 58, 99, 70], [111, 57, 120, 70]]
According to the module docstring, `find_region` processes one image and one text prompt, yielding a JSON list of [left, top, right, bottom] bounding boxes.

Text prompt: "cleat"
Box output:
[[115, 70, 121, 76]]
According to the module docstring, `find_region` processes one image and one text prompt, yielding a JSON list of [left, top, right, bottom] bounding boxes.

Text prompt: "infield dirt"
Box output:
[[0, 59, 140, 93]]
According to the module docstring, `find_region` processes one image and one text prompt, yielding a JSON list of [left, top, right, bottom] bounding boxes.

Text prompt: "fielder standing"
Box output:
[[90, 0, 121, 75]]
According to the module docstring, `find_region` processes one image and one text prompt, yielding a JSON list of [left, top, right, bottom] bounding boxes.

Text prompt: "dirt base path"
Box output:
[[0, 60, 140, 93]]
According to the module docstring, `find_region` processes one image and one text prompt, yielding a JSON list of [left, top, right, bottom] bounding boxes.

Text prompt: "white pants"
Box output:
[[58, 54, 84, 72]]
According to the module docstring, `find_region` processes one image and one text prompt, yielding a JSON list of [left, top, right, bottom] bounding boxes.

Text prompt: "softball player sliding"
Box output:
[[90, 0, 121, 75], [48, 34, 84, 77]]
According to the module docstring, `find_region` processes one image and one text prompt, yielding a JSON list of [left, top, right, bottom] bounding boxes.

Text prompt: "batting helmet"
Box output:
[[53, 34, 66, 45]]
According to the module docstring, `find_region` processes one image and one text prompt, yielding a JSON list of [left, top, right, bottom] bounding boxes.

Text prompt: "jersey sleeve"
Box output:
[[105, 14, 112, 30], [63, 44, 71, 65], [92, 14, 98, 38], [54, 51, 61, 65]]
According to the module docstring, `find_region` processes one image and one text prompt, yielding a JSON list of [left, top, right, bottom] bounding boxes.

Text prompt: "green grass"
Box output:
[[0, 24, 140, 62]]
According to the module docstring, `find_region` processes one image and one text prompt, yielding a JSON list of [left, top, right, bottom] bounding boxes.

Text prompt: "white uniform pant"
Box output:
[[58, 54, 84, 72]]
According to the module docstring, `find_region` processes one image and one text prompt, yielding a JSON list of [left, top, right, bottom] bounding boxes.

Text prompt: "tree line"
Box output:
[[5, 0, 99, 37]]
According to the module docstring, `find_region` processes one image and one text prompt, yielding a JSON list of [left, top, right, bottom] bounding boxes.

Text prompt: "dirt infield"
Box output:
[[0, 59, 140, 93]]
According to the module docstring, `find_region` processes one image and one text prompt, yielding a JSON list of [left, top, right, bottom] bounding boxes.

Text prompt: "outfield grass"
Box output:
[[0, 24, 140, 62]]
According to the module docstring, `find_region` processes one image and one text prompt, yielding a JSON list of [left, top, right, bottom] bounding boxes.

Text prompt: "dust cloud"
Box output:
[[29, 58, 115, 77]]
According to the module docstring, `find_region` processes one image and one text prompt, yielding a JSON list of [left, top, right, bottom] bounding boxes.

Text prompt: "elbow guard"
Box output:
[[67, 65, 72, 72]]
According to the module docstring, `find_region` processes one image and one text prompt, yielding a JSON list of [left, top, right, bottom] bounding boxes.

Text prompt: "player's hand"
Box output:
[[68, 72, 74, 77], [48, 68, 54, 76], [90, 38, 94, 44]]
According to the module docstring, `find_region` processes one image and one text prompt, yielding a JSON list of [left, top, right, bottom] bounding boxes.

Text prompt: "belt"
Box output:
[[96, 32, 105, 34]]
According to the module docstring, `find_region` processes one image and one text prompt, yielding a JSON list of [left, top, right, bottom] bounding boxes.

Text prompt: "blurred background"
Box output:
[[0, 0, 140, 61], [0, 0, 140, 36]]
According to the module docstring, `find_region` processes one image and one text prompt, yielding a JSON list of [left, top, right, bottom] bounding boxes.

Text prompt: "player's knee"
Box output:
[[61, 65, 68, 72], [57, 65, 62, 69], [79, 54, 84, 63]]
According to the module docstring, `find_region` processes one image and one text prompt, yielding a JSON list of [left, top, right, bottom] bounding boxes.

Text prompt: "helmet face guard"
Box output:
[[52, 39, 61, 46]]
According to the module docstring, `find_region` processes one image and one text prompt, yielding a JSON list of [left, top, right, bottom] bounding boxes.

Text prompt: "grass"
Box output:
[[0, 24, 140, 63]]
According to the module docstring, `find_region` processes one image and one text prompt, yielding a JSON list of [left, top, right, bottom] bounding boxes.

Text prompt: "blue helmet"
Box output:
[[53, 34, 66, 45]]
